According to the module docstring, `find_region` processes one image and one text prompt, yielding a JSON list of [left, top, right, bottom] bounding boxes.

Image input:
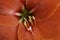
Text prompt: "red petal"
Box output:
[[0, 15, 18, 27], [0, 0, 23, 15], [26, 0, 60, 39], [26, 0, 60, 20]]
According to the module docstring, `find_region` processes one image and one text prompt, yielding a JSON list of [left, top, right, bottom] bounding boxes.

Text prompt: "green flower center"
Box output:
[[18, 6, 35, 30]]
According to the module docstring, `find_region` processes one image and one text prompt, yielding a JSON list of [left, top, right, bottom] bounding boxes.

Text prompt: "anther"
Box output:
[[32, 16, 36, 26], [23, 18, 29, 28], [27, 26, 34, 35], [27, 26, 32, 31], [24, 20, 27, 27], [29, 16, 33, 25], [32, 16, 35, 20]]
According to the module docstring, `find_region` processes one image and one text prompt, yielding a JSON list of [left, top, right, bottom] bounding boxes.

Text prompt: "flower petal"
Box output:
[[26, 0, 60, 39], [0, 15, 18, 27], [26, 0, 41, 9], [26, 0, 60, 20], [0, 0, 23, 15]]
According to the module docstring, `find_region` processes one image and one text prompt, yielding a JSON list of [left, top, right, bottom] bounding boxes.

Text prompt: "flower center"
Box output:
[[17, 6, 35, 31]]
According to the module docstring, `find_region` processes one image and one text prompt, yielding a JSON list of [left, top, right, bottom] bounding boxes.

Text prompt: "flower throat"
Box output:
[[18, 6, 36, 31]]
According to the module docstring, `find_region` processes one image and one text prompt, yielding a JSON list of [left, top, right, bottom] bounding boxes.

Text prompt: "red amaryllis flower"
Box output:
[[0, 0, 60, 40]]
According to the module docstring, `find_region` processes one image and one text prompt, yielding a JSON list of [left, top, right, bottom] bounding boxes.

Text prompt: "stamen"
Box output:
[[23, 18, 29, 28], [29, 16, 33, 25], [27, 26, 34, 35], [19, 18, 24, 23], [27, 26, 32, 30], [14, 13, 22, 16], [32, 16, 35, 20], [28, 8, 35, 13], [32, 16, 36, 26], [24, 20, 27, 27], [22, 5, 25, 11], [24, 18, 27, 21]]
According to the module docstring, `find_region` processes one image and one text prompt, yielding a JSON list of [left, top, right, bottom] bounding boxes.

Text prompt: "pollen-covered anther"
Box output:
[[27, 26, 32, 31], [23, 18, 29, 29], [24, 20, 27, 28], [32, 16, 35, 20], [32, 16, 36, 25], [28, 16, 33, 25], [27, 26, 34, 35]]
